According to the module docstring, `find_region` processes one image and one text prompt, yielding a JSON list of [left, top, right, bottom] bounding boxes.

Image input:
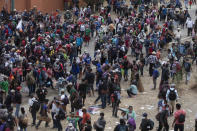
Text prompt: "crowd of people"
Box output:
[[0, 0, 197, 131]]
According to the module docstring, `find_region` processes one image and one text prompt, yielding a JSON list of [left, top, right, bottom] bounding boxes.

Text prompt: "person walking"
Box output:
[[36, 99, 50, 129], [186, 17, 194, 36], [157, 105, 169, 131], [14, 87, 22, 118], [166, 84, 178, 115], [93, 112, 106, 131], [147, 51, 158, 76], [152, 67, 160, 90], [172, 103, 186, 131], [28, 95, 40, 126], [18, 107, 28, 131], [114, 119, 128, 131], [183, 58, 192, 84], [139, 113, 154, 131]]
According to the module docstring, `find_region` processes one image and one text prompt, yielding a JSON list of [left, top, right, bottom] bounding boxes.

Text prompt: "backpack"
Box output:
[[73, 97, 83, 109], [147, 119, 154, 130], [118, 125, 127, 131], [184, 62, 190, 72], [168, 89, 177, 101], [7, 114, 15, 128], [32, 101, 40, 112], [178, 114, 185, 123], [57, 109, 66, 120], [62, 95, 69, 105]]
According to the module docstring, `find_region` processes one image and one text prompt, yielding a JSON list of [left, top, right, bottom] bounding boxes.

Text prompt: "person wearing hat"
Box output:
[[139, 113, 154, 131], [147, 51, 158, 76], [166, 84, 178, 115]]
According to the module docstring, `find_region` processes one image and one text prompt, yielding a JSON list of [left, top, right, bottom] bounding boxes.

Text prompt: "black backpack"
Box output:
[[118, 125, 127, 131], [7, 114, 15, 128], [168, 89, 177, 101], [62, 95, 69, 105], [32, 101, 40, 112], [179, 114, 185, 123], [147, 119, 154, 130], [57, 108, 66, 120], [184, 62, 191, 72], [73, 97, 83, 110]]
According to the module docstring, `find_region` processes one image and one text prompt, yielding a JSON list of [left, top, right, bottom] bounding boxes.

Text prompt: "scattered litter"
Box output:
[[88, 105, 102, 114], [140, 107, 145, 110], [187, 109, 192, 113], [116, 122, 119, 124]]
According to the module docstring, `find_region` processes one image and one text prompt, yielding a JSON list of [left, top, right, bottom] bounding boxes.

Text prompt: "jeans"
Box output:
[[101, 94, 107, 109], [185, 72, 191, 84], [28, 85, 34, 96], [153, 77, 157, 89], [20, 128, 27, 131], [31, 111, 37, 125], [95, 95, 101, 103], [188, 28, 192, 36], [157, 121, 169, 131], [149, 63, 154, 76], [112, 101, 119, 117], [56, 119, 62, 131], [15, 104, 20, 118], [174, 124, 184, 131], [51, 112, 57, 128]]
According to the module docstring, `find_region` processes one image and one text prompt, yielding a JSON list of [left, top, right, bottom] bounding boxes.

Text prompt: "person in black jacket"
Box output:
[[139, 113, 151, 131], [84, 68, 95, 97], [14, 87, 22, 118], [4, 90, 15, 109], [114, 119, 128, 131], [36, 87, 48, 103]]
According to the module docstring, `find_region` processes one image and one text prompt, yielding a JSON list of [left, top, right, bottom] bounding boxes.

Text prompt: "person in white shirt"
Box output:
[[175, 28, 181, 43], [50, 98, 59, 129], [166, 84, 178, 115], [28, 95, 38, 126], [186, 17, 194, 36]]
